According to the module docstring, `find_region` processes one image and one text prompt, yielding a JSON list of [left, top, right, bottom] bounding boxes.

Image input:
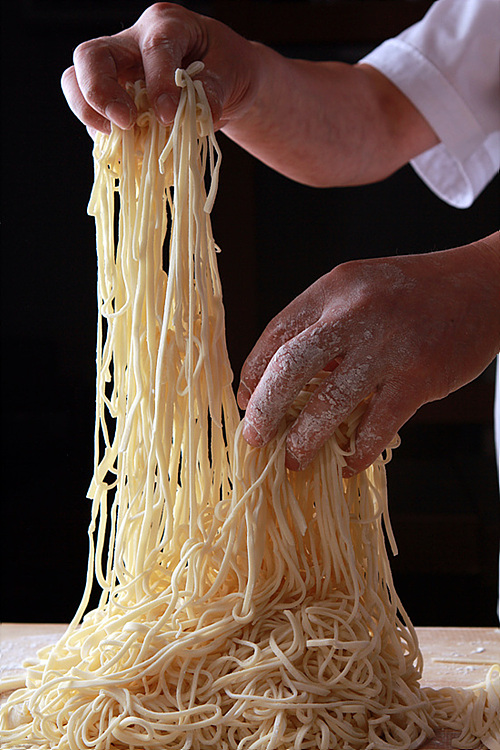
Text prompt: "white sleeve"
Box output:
[[360, 0, 500, 208]]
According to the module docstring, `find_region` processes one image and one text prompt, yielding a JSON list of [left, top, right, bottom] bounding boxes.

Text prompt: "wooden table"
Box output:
[[1, 624, 498, 748]]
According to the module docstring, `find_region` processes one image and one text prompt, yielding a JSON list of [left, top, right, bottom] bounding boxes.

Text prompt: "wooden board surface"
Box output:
[[1, 624, 498, 748], [418, 626, 499, 689]]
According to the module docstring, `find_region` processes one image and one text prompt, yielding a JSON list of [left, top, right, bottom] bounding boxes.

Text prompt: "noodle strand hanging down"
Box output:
[[0, 63, 498, 750]]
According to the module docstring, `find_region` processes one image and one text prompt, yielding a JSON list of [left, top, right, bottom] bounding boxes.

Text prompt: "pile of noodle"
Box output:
[[0, 64, 498, 750]]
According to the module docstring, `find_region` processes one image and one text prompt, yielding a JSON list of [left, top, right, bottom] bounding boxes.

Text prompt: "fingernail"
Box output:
[[156, 93, 177, 124], [242, 419, 263, 446], [105, 101, 132, 129], [237, 382, 251, 409], [285, 448, 301, 471]]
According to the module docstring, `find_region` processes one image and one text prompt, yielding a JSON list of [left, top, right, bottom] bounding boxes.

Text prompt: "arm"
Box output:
[[61, 2, 438, 185], [237, 232, 500, 474], [223, 56, 439, 186]]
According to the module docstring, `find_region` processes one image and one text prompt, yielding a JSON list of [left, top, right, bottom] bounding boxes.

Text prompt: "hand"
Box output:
[[61, 2, 259, 136], [237, 235, 500, 474], [61, 4, 437, 184]]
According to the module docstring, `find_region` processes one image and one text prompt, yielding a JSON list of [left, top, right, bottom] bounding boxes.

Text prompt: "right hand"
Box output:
[[61, 2, 260, 136], [237, 235, 500, 475]]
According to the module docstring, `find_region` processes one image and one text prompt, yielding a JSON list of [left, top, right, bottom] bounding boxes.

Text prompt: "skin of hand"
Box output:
[[237, 232, 500, 475], [61, 2, 261, 138], [61, 2, 437, 184]]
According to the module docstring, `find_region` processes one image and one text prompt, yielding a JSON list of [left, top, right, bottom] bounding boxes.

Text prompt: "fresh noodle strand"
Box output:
[[1, 65, 498, 750]]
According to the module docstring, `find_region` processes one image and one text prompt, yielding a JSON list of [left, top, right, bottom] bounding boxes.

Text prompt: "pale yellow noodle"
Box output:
[[0, 63, 498, 750]]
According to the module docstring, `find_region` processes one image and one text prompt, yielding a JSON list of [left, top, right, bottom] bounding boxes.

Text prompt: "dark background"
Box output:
[[2, 1, 499, 627]]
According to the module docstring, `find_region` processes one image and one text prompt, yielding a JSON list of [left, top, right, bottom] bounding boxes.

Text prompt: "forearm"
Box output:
[[424, 232, 500, 392], [222, 44, 438, 186], [456, 231, 500, 371]]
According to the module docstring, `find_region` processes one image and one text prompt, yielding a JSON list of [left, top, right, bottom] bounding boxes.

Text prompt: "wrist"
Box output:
[[220, 40, 281, 128], [442, 232, 500, 361], [468, 231, 500, 339]]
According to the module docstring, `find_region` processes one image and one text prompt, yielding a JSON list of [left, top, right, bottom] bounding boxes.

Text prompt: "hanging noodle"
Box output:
[[0, 63, 498, 750]]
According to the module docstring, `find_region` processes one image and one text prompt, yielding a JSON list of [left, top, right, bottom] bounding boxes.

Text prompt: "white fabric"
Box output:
[[360, 0, 500, 209]]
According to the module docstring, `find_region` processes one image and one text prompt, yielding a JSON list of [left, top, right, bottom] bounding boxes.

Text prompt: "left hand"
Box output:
[[237, 235, 500, 474], [60, 2, 261, 136]]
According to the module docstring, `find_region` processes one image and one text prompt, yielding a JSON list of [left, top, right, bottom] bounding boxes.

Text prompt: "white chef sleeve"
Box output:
[[360, 0, 500, 208]]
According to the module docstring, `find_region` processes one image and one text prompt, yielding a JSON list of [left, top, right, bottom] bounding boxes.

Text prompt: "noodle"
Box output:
[[0, 63, 498, 750]]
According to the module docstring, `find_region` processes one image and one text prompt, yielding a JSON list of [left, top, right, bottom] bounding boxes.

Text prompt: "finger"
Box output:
[[284, 355, 377, 470], [134, 6, 221, 125], [237, 293, 324, 410], [242, 324, 338, 447], [343, 381, 419, 475], [139, 40, 223, 127], [134, 16, 188, 124], [61, 66, 112, 134], [72, 36, 139, 129]]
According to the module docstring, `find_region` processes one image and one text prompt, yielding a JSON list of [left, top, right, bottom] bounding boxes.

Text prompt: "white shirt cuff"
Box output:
[[361, 39, 499, 208]]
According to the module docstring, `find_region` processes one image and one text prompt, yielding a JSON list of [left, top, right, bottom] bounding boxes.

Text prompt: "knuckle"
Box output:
[[73, 38, 116, 91], [139, 3, 191, 46], [271, 342, 298, 377], [73, 36, 106, 61], [140, 30, 170, 55], [330, 258, 376, 297], [140, 24, 184, 58], [263, 315, 289, 345], [145, 2, 186, 20], [331, 258, 364, 282], [79, 80, 102, 109], [141, 23, 175, 52], [138, 3, 210, 64]]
